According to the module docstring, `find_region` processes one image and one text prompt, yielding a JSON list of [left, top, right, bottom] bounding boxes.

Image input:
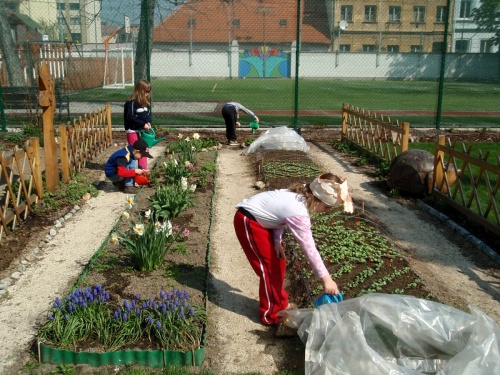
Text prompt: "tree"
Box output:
[[472, 0, 500, 46], [135, 0, 157, 82], [0, 3, 25, 86]]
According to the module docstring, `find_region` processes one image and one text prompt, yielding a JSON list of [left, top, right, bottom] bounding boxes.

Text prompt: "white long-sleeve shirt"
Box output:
[[225, 102, 257, 119], [236, 189, 329, 279]]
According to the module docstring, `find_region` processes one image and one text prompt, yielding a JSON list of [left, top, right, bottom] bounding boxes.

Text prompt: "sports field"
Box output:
[[72, 79, 500, 128]]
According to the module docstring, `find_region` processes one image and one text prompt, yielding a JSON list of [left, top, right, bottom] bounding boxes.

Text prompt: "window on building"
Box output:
[[70, 33, 81, 43], [70, 17, 80, 25], [280, 19, 287, 26], [233, 19, 240, 27], [455, 39, 469, 52], [188, 18, 196, 26], [57, 3, 65, 10], [459, 1, 471, 18], [363, 45, 376, 52], [410, 45, 422, 53], [432, 42, 444, 52], [365, 6, 377, 22], [340, 44, 351, 52], [480, 40, 493, 53], [387, 45, 399, 53], [436, 6, 447, 22], [389, 6, 401, 22], [69, 3, 80, 11], [413, 6, 425, 23], [340, 5, 353, 22]]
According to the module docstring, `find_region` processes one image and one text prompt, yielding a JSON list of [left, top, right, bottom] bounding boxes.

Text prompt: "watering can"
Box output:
[[314, 292, 343, 307], [249, 121, 259, 134], [140, 128, 166, 148]]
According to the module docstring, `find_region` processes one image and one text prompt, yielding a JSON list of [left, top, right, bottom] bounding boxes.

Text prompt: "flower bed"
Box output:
[[37, 134, 219, 367]]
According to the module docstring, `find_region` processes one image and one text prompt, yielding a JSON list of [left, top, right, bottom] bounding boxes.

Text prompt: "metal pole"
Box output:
[[293, 0, 301, 132], [436, 0, 451, 129]]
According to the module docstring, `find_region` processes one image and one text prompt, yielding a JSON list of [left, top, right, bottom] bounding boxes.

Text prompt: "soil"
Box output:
[[0, 126, 499, 374]]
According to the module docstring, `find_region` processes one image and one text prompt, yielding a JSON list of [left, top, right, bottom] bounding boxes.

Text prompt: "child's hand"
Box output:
[[144, 123, 151, 130], [236, 122, 241, 128], [254, 116, 259, 123]]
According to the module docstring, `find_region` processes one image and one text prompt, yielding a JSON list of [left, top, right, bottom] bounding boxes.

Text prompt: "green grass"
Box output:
[[64, 79, 499, 128]]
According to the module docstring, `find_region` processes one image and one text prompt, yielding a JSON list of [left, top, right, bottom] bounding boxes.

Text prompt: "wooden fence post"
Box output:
[[38, 62, 59, 193], [341, 103, 348, 140], [433, 135, 446, 194], [401, 122, 410, 152], [27, 137, 44, 199], [59, 124, 70, 182], [106, 103, 112, 145]]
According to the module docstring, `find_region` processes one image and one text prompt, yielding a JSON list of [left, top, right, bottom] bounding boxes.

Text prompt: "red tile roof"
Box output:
[[153, 0, 330, 45]]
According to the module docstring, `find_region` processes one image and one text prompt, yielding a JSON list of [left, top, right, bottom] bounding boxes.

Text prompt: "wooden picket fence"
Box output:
[[433, 135, 500, 236], [58, 104, 113, 182], [341, 102, 410, 162], [0, 104, 112, 242], [0, 138, 43, 241]]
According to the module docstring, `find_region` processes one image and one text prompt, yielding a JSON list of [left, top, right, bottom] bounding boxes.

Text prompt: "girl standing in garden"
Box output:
[[233, 173, 353, 331], [124, 79, 152, 169]]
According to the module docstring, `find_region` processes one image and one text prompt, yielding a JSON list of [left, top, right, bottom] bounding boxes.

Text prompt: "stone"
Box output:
[[11, 272, 22, 280], [54, 220, 62, 228]]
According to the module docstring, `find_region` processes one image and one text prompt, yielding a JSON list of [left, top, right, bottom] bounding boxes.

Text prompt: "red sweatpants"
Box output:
[[233, 210, 288, 325]]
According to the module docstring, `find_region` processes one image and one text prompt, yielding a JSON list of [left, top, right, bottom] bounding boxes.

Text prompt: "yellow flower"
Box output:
[[134, 224, 144, 236], [110, 233, 118, 243], [122, 212, 130, 220], [193, 133, 200, 140]]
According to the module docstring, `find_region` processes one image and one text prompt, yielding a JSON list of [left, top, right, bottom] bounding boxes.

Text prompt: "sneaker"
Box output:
[[228, 140, 239, 146], [112, 180, 125, 191], [274, 317, 298, 338], [123, 186, 139, 195]]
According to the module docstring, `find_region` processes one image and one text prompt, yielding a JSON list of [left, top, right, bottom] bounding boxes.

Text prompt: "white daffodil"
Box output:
[[154, 221, 162, 234], [173, 158, 178, 166], [185, 137, 190, 142], [164, 220, 173, 236], [144, 209, 151, 219], [189, 184, 196, 192], [193, 133, 200, 140], [191, 146, 196, 151], [126, 196, 134, 208], [184, 160, 191, 167], [133, 224, 144, 236], [178, 133, 183, 139], [181, 177, 188, 191], [122, 211, 130, 220], [110, 233, 118, 243]]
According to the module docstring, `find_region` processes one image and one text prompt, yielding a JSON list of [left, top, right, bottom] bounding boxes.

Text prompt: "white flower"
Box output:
[[126, 196, 134, 208], [178, 133, 183, 139], [133, 224, 144, 236], [181, 177, 188, 191], [154, 221, 162, 234], [191, 146, 196, 151], [184, 160, 191, 167], [164, 220, 173, 236], [122, 212, 130, 220], [172, 158, 178, 166], [110, 233, 118, 243], [185, 137, 190, 142], [144, 209, 151, 219], [189, 184, 196, 192], [193, 133, 200, 140]]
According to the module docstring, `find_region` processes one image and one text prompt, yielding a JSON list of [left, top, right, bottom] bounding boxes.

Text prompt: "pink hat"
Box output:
[[309, 173, 353, 213]]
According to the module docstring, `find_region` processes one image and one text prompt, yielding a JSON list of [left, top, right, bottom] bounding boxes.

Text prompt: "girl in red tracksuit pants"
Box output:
[[233, 185, 341, 326]]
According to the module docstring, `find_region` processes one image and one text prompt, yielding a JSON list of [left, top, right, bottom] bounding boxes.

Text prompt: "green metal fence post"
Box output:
[[436, 0, 452, 130], [293, 0, 301, 133]]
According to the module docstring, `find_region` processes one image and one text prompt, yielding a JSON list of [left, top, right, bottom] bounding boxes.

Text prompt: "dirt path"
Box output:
[[0, 139, 498, 374]]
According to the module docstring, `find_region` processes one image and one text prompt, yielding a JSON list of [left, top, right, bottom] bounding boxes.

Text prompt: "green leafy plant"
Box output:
[[161, 156, 194, 184], [41, 174, 99, 211], [116, 211, 187, 271], [38, 285, 205, 352], [148, 182, 194, 221]]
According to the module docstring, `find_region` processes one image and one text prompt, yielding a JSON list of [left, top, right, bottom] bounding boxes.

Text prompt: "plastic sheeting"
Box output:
[[244, 126, 310, 154], [280, 294, 500, 375]]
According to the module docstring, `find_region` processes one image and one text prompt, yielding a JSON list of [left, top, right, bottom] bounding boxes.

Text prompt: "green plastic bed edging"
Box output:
[[38, 341, 205, 368]]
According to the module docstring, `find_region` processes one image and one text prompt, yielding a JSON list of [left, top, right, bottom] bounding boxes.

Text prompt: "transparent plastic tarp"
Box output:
[[280, 294, 500, 375], [245, 126, 310, 154]]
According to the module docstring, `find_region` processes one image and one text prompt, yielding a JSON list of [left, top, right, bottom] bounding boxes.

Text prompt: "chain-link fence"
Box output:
[[0, 0, 498, 130]]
